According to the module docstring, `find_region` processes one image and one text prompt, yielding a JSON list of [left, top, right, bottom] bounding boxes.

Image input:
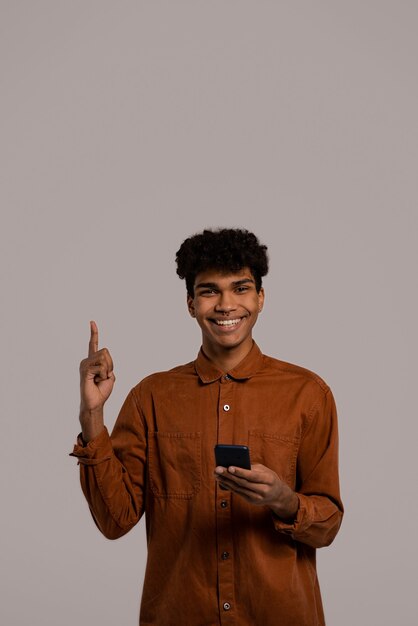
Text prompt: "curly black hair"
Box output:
[[176, 228, 269, 296]]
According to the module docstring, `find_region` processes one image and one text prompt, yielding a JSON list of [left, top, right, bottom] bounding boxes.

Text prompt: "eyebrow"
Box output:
[[195, 278, 255, 290]]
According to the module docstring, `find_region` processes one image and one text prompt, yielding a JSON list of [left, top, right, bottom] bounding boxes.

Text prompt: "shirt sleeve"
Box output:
[[69, 389, 147, 540], [273, 386, 344, 548]]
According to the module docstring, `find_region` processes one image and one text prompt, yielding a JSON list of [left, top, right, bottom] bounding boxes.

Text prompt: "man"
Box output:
[[71, 228, 343, 626]]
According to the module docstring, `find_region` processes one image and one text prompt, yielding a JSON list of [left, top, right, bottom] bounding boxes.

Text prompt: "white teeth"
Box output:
[[216, 318, 241, 326]]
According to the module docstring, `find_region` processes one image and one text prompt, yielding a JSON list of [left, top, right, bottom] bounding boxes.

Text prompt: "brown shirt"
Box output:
[[71, 342, 343, 626]]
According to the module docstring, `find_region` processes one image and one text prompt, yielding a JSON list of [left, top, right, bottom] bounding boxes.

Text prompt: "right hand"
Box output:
[[79, 321, 115, 440]]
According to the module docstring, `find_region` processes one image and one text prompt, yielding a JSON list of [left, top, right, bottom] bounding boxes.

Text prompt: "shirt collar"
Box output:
[[194, 341, 264, 383]]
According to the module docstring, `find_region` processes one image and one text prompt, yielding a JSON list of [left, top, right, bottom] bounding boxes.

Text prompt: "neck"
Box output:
[[202, 338, 254, 373]]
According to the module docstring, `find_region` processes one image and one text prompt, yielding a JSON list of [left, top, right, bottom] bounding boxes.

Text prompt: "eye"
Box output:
[[236, 286, 249, 293], [200, 289, 217, 296]]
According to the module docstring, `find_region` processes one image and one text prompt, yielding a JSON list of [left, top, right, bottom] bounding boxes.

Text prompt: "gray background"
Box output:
[[1, 1, 417, 624]]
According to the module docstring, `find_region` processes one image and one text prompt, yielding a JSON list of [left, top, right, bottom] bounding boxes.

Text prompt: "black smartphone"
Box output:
[[214, 444, 251, 470]]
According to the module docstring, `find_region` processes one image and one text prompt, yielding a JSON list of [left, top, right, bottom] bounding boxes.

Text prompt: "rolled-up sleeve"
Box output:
[[273, 387, 344, 548], [70, 389, 147, 540]]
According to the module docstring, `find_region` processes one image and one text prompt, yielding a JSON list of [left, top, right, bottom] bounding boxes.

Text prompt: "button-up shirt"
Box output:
[[71, 342, 343, 626]]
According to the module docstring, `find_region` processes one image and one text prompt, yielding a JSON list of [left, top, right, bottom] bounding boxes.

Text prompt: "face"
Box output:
[[187, 267, 264, 357]]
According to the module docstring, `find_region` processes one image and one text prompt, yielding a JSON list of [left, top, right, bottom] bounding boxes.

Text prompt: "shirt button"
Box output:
[[220, 500, 228, 508], [223, 404, 230, 411], [223, 602, 231, 611], [224, 374, 230, 380], [221, 551, 230, 560]]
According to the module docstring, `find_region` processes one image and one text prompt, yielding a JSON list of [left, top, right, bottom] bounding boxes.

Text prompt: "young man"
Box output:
[[71, 228, 343, 626]]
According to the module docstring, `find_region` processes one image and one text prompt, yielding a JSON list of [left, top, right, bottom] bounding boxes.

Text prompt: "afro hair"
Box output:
[[176, 228, 269, 296]]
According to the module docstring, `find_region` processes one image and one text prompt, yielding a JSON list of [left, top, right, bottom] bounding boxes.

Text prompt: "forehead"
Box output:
[[193, 267, 255, 288]]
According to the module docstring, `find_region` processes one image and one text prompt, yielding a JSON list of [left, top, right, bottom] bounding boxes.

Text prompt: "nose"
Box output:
[[214, 291, 237, 314]]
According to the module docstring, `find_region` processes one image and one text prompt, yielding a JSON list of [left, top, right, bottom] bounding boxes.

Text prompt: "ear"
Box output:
[[187, 294, 196, 317], [258, 287, 265, 312]]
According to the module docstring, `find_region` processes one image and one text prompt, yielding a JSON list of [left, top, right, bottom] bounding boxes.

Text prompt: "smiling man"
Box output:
[[188, 268, 264, 367], [71, 228, 343, 626]]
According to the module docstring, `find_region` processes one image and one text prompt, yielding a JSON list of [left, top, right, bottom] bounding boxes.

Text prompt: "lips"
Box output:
[[215, 318, 242, 326], [209, 316, 247, 331]]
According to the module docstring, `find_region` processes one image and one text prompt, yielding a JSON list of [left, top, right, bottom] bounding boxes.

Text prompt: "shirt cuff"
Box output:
[[69, 426, 113, 466], [272, 494, 310, 536]]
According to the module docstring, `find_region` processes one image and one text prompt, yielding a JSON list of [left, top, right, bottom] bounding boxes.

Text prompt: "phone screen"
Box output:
[[214, 444, 251, 470]]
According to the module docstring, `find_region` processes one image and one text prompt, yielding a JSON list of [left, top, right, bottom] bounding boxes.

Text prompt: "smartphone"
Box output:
[[214, 444, 251, 470]]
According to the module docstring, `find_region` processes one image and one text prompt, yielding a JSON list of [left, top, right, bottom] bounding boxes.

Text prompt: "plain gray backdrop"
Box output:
[[1, 2, 417, 625]]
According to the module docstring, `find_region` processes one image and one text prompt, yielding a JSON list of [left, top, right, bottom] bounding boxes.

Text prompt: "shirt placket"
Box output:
[[216, 374, 236, 625]]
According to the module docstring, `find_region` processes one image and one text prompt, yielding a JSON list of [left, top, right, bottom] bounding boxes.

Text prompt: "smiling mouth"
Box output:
[[212, 317, 245, 327]]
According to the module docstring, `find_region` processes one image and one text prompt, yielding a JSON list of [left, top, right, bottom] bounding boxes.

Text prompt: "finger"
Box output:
[[94, 347, 113, 372], [215, 472, 263, 494], [226, 466, 268, 484], [81, 349, 113, 375], [217, 479, 264, 502], [215, 470, 269, 496], [88, 320, 99, 357], [91, 363, 115, 381], [87, 365, 110, 381], [215, 465, 261, 483], [102, 348, 114, 373]]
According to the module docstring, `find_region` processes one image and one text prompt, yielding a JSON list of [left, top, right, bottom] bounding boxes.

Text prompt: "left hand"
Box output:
[[214, 463, 299, 521]]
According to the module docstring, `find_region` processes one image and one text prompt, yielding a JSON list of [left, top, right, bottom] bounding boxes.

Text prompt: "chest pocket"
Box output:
[[148, 431, 201, 499], [248, 431, 299, 487]]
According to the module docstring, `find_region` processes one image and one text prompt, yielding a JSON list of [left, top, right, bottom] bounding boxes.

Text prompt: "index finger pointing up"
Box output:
[[88, 320, 99, 356]]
